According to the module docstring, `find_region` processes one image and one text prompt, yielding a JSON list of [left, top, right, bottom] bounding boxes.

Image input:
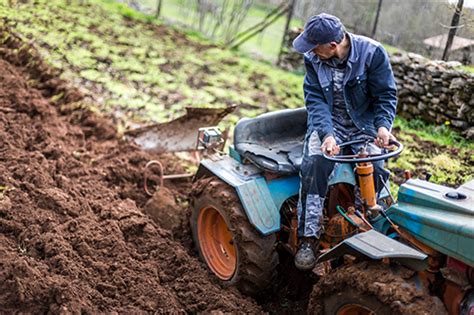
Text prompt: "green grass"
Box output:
[[393, 117, 473, 150], [383, 44, 402, 55], [456, 65, 474, 74]]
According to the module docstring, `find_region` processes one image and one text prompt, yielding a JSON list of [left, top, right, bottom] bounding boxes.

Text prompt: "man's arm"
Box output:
[[367, 46, 397, 132], [303, 57, 333, 142]]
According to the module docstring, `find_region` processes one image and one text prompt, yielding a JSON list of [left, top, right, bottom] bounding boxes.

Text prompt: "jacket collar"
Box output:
[[304, 32, 359, 65]]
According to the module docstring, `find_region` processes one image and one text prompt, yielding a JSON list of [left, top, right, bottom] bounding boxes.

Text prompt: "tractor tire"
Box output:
[[190, 177, 279, 296], [308, 261, 447, 315]]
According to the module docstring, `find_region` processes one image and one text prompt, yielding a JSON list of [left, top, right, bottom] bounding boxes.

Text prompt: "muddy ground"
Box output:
[[0, 38, 268, 313]]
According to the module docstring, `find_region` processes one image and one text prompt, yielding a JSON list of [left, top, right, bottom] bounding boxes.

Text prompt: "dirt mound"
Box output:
[[0, 54, 261, 313]]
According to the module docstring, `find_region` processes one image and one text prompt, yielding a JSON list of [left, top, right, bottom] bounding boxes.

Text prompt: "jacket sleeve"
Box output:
[[303, 57, 333, 141], [367, 46, 398, 131]]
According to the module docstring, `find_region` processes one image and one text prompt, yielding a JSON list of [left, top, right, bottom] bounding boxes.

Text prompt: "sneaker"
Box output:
[[294, 239, 318, 270]]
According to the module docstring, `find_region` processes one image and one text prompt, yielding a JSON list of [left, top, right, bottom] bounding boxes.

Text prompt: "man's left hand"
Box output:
[[375, 127, 395, 148]]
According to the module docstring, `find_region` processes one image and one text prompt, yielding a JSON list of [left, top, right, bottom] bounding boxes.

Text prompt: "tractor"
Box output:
[[190, 107, 474, 314]]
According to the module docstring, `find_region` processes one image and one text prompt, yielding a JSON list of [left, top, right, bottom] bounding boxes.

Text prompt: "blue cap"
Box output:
[[293, 13, 345, 54]]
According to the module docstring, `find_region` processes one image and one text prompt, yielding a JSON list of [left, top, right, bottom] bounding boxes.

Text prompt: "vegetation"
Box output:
[[1, 0, 472, 193]]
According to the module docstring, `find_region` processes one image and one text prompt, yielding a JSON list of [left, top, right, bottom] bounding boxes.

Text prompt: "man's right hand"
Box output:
[[321, 136, 340, 156]]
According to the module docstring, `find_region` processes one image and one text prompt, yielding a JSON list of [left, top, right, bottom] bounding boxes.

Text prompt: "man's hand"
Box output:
[[375, 127, 395, 148], [321, 136, 340, 156]]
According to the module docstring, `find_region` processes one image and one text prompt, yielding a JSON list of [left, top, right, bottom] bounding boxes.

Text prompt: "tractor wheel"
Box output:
[[190, 177, 279, 296], [308, 261, 447, 315]]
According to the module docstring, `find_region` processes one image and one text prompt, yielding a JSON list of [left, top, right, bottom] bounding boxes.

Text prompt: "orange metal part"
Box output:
[[443, 280, 465, 315], [197, 206, 237, 280], [356, 163, 376, 208]]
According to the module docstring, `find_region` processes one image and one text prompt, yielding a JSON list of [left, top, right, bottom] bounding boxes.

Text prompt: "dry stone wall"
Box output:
[[280, 29, 474, 139], [390, 53, 473, 139]]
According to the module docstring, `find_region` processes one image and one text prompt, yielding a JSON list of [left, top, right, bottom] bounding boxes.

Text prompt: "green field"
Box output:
[[1, 0, 472, 190]]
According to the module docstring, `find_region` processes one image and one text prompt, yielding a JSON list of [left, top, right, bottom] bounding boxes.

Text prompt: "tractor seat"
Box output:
[[233, 108, 308, 174]]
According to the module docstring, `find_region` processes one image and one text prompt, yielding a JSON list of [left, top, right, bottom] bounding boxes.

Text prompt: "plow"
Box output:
[[130, 107, 473, 314]]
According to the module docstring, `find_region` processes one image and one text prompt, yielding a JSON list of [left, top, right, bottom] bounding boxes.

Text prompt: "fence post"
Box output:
[[156, 0, 163, 18], [277, 0, 296, 66], [371, 0, 383, 39], [442, 0, 464, 61]]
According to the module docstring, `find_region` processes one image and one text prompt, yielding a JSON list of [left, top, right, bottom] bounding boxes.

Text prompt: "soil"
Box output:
[[308, 261, 447, 315], [0, 45, 262, 313]]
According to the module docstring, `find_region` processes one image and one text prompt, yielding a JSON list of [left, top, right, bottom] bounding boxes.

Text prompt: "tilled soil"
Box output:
[[0, 50, 261, 313]]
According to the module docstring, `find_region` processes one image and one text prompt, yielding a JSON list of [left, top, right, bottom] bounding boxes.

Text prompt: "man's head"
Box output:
[[293, 13, 346, 60]]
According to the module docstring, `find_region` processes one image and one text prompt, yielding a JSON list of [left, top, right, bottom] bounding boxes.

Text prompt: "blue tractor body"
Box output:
[[388, 179, 474, 266]]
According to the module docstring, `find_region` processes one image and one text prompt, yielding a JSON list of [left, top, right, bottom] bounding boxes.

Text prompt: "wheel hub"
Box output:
[[337, 304, 375, 315], [197, 206, 237, 280]]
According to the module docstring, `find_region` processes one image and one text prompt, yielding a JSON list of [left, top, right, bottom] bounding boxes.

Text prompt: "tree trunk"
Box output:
[[442, 0, 464, 61], [371, 0, 383, 38], [277, 0, 296, 65]]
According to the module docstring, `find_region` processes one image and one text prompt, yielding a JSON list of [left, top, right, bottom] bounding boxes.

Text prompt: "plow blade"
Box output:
[[125, 106, 235, 153]]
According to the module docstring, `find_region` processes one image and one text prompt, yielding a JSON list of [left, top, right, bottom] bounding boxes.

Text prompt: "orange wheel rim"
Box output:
[[197, 206, 237, 280], [337, 304, 375, 315]]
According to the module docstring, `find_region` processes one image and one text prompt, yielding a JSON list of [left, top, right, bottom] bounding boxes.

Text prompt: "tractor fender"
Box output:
[[317, 230, 428, 271], [194, 156, 300, 235]]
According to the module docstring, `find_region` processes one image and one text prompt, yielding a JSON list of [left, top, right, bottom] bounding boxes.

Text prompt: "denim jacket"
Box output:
[[303, 33, 397, 140]]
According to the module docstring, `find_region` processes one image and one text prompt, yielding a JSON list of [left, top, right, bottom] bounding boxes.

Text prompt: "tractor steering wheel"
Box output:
[[322, 138, 403, 163]]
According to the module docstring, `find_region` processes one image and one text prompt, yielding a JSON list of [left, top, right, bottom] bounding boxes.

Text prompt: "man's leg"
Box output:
[[295, 131, 335, 270]]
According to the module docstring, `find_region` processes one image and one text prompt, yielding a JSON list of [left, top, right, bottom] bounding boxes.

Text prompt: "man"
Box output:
[[292, 13, 397, 270]]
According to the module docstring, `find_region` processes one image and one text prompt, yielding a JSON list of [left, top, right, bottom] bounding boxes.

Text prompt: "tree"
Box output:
[[442, 0, 464, 61]]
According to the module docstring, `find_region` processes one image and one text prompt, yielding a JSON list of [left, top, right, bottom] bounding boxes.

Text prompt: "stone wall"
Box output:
[[390, 53, 473, 138], [279, 29, 474, 139]]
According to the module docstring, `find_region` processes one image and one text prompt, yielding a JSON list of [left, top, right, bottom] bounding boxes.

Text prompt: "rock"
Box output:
[[417, 102, 427, 110], [143, 186, 183, 232], [445, 61, 462, 68], [450, 77, 466, 90], [463, 127, 474, 140], [451, 120, 468, 129]]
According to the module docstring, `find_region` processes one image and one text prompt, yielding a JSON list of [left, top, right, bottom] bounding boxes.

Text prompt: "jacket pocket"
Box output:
[[347, 72, 369, 110]]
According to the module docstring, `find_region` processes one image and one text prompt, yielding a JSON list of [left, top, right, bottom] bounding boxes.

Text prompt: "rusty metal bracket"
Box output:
[[143, 160, 193, 196]]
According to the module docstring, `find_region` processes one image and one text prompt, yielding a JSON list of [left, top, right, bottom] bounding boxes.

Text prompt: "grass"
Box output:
[[456, 65, 474, 73], [393, 117, 473, 150], [1, 0, 471, 192], [383, 44, 402, 55]]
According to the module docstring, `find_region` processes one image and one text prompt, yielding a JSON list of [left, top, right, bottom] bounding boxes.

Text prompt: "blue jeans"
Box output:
[[297, 131, 390, 237]]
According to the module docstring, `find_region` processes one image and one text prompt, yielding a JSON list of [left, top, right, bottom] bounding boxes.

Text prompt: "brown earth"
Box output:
[[0, 43, 262, 313]]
